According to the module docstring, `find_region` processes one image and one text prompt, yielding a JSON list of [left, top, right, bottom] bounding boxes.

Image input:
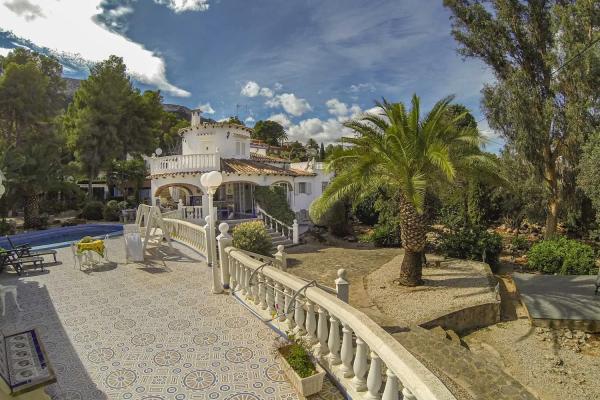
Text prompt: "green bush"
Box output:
[[282, 343, 316, 378], [440, 226, 502, 270], [81, 201, 104, 220], [232, 221, 273, 256], [103, 200, 121, 221], [371, 222, 401, 247], [352, 191, 379, 226], [314, 200, 351, 237], [528, 237, 596, 275], [0, 219, 16, 236], [254, 186, 295, 225]]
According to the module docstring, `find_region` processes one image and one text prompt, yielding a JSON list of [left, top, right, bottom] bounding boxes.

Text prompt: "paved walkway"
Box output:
[[0, 239, 342, 400]]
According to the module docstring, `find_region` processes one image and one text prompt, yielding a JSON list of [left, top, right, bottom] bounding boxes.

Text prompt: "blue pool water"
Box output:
[[0, 224, 124, 250]]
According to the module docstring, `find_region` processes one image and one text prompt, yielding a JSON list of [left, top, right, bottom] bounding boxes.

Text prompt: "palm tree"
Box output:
[[310, 94, 496, 286]]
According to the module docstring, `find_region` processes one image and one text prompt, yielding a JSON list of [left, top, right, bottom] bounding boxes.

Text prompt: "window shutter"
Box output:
[[306, 182, 312, 195], [295, 182, 300, 193], [236, 142, 241, 155]]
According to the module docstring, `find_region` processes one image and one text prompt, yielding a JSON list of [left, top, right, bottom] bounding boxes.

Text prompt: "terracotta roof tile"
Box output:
[[249, 153, 288, 163], [221, 159, 315, 177]]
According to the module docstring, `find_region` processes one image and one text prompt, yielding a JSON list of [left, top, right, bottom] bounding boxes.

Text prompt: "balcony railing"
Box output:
[[149, 154, 220, 175]]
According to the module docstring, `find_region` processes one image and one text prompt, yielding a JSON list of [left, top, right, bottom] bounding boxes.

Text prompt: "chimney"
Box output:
[[191, 109, 202, 127]]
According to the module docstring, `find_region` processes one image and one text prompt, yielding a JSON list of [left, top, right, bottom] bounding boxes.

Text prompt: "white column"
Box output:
[[317, 306, 330, 358], [382, 369, 400, 400], [352, 336, 368, 391], [217, 223, 232, 289], [328, 315, 341, 365], [292, 219, 299, 244], [366, 351, 383, 400], [340, 323, 354, 378], [304, 300, 317, 345]]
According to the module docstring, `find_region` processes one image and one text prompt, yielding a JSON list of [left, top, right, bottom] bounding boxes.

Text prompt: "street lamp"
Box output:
[[200, 170, 223, 294]]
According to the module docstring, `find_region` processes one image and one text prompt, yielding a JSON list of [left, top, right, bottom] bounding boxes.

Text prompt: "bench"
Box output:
[[0, 253, 44, 276], [0, 330, 55, 399]]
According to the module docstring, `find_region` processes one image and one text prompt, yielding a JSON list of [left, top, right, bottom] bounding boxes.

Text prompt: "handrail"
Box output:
[[255, 205, 299, 244], [224, 248, 456, 400], [162, 218, 208, 260]]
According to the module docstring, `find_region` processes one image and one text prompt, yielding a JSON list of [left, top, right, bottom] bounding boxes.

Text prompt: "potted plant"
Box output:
[[275, 338, 326, 396]]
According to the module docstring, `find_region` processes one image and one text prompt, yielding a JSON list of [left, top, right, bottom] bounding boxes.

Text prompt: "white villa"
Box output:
[[146, 110, 332, 223]]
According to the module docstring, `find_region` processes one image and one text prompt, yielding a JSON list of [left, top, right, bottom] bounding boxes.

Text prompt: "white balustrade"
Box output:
[[180, 206, 204, 223], [221, 248, 456, 400], [162, 218, 208, 260], [149, 153, 220, 175], [255, 205, 299, 244]]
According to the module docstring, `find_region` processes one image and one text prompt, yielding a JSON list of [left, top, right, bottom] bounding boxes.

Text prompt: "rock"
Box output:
[[565, 330, 573, 339]]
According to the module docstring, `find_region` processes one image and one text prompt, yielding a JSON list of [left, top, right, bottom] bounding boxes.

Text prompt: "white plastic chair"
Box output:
[[70, 243, 83, 270]]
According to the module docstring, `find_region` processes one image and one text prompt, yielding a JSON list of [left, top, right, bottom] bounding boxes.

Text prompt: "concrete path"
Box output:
[[513, 273, 600, 328], [0, 239, 342, 400]]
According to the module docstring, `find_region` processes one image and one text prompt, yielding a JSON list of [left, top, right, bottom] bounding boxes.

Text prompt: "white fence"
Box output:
[[256, 205, 299, 244], [219, 242, 455, 400], [162, 218, 209, 261], [148, 153, 220, 175]]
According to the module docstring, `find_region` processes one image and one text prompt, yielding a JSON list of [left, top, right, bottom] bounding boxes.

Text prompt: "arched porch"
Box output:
[[154, 183, 205, 207], [214, 181, 257, 220]]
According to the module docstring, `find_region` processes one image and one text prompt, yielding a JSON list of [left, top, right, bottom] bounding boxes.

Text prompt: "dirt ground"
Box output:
[[285, 240, 403, 325], [463, 261, 600, 400]]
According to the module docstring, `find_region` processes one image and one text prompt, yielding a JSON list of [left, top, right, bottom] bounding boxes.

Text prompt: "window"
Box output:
[[241, 142, 246, 155], [296, 182, 311, 195], [235, 142, 241, 155]]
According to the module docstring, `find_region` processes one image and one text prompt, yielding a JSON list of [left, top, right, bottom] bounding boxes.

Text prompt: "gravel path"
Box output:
[[367, 254, 498, 326]]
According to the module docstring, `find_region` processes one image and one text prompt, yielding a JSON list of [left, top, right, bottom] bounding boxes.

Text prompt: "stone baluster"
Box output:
[[217, 223, 232, 289], [274, 283, 285, 321], [352, 336, 368, 391], [366, 351, 383, 399], [317, 306, 330, 358], [401, 388, 416, 400], [228, 255, 236, 290], [340, 323, 354, 378], [244, 266, 253, 301], [252, 273, 260, 305], [382, 368, 399, 400], [304, 300, 317, 345], [294, 296, 305, 335], [266, 277, 275, 315], [327, 315, 341, 365], [240, 264, 247, 297], [258, 273, 267, 310], [284, 288, 295, 329]]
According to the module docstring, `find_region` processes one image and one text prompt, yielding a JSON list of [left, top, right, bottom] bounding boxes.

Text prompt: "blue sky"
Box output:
[[0, 0, 502, 151]]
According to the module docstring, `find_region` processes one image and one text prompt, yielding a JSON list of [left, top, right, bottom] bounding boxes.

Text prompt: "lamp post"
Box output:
[[200, 170, 223, 294]]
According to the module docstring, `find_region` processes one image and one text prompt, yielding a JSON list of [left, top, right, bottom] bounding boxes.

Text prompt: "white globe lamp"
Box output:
[[201, 170, 224, 295], [201, 170, 223, 189], [155, 148, 163, 156]]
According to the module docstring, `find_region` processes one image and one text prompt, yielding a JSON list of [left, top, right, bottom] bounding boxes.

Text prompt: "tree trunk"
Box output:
[[545, 195, 559, 238], [543, 150, 560, 238], [398, 194, 426, 286], [23, 193, 40, 229]]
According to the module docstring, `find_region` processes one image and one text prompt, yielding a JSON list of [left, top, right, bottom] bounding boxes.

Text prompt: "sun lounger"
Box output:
[[5, 237, 57, 263], [0, 251, 44, 276]]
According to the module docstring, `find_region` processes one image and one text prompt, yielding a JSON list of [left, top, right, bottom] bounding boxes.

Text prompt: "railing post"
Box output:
[[305, 300, 318, 345], [177, 199, 184, 219], [382, 369, 400, 400], [292, 219, 299, 244], [217, 223, 232, 289], [335, 268, 349, 303], [366, 351, 383, 400], [340, 323, 354, 378], [274, 245, 287, 270], [328, 314, 341, 365], [317, 306, 330, 360], [353, 336, 368, 391], [402, 388, 416, 400], [294, 295, 306, 335]]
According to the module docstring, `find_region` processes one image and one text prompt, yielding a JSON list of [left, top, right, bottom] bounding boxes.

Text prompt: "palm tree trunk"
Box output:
[[398, 194, 426, 286], [23, 193, 40, 229]]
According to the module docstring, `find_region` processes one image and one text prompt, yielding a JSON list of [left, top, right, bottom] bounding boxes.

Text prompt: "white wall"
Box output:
[[181, 125, 251, 159]]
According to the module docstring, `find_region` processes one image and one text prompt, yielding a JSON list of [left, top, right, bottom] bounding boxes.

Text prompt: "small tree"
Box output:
[[232, 221, 273, 256], [253, 120, 287, 146]]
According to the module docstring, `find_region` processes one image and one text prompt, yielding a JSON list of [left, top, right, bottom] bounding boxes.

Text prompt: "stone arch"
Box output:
[[154, 183, 205, 207]]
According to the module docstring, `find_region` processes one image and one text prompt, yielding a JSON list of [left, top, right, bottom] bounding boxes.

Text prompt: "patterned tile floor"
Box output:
[[0, 239, 344, 400]]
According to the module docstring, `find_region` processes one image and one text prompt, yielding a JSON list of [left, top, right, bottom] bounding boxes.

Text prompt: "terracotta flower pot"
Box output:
[[277, 345, 326, 396]]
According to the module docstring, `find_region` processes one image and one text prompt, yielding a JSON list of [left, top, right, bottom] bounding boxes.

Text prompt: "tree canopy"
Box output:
[[444, 0, 600, 236], [252, 120, 287, 146]]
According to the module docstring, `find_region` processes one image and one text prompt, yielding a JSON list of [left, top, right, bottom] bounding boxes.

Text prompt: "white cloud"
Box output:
[[267, 93, 312, 117], [153, 0, 210, 13], [326, 98, 349, 117], [244, 116, 255, 123], [197, 102, 215, 114], [259, 87, 273, 98], [3, 0, 44, 21], [0, 0, 192, 97], [274, 82, 283, 91], [349, 83, 375, 93], [287, 117, 353, 144], [241, 81, 276, 98], [0, 47, 13, 57], [267, 113, 291, 128], [240, 81, 260, 97]]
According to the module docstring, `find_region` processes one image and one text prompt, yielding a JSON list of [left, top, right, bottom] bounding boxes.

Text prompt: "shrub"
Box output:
[[314, 200, 351, 237], [510, 235, 530, 252], [371, 222, 401, 247], [528, 237, 596, 275], [352, 191, 379, 226], [254, 186, 295, 225], [440, 226, 502, 270], [232, 221, 273, 256], [81, 201, 104, 220], [0, 219, 16, 236], [103, 200, 121, 221], [281, 343, 316, 378]]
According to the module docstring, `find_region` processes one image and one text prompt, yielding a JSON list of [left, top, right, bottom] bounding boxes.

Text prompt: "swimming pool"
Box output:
[[0, 224, 124, 250]]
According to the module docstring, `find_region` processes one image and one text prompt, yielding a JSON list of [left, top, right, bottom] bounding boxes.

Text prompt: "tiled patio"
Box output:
[[0, 239, 343, 400]]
